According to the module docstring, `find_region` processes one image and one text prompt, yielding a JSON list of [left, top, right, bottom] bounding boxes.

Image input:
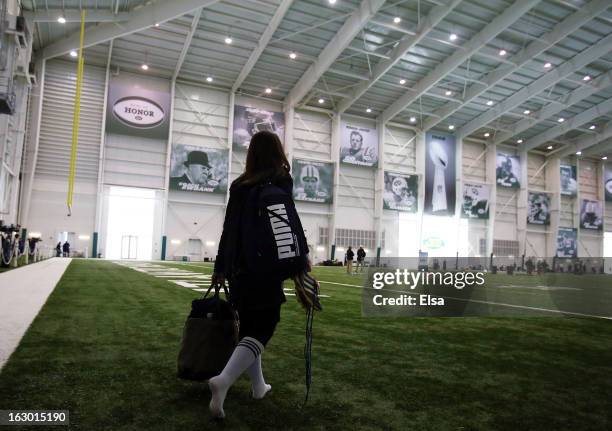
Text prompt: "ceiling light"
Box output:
[[544, 62, 552, 69], [328, 0, 337, 4], [448, 124, 455, 130], [603, 156, 608, 160], [224, 36, 233, 44], [206, 76, 213, 82], [547, 145, 553, 150], [484, 132, 490, 137], [289, 51, 297, 59], [523, 109, 530, 115], [69, 50, 78, 58], [517, 139, 523, 144], [589, 124, 596, 130], [318, 98, 325, 104], [155, 23, 160, 27], [366, 107, 372, 113], [576, 151, 582, 156], [399, 79, 406, 85], [499, 49, 507, 56], [449, 33, 457, 41], [141, 64, 149, 71], [409, 116, 416, 123], [265, 87, 272, 94], [393, 17, 401, 24], [57, 16, 66, 24], [486, 100, 494, 106], [558, 117, 565, 123], [445, 90, 452, 96], [583, 75, 591, 81]]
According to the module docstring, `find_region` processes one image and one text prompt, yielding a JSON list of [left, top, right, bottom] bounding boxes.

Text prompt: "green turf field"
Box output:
[[1, 259, 611, 430]]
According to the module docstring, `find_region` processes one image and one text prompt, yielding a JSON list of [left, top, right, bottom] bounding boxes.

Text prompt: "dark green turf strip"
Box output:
[[1, 260, 611, 430]]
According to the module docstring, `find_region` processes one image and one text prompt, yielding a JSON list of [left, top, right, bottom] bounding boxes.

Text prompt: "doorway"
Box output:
[[105, 186, 156, 260]]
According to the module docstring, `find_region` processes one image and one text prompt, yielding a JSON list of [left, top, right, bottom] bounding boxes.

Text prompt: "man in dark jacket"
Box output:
[[355, 246, 366, 273], [345, 246, 354, 274], [62, 241, 70, 257]]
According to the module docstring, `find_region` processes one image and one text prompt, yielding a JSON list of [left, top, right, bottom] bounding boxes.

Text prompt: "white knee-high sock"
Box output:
[[208, 337, 263, 418], [246, 355, 272, 399]]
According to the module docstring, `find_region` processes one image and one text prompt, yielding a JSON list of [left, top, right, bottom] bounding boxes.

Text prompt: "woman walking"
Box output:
[[208, 131, 310, 419]]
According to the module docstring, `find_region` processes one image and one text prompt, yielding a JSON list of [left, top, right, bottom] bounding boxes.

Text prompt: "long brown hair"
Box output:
[[235, 131, 290, 186]]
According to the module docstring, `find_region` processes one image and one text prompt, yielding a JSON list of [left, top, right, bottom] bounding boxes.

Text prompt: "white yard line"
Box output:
[[0, 258, 72, 370]]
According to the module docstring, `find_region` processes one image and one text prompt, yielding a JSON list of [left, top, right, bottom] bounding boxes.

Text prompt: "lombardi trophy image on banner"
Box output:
[[429, 140, 448, 212]]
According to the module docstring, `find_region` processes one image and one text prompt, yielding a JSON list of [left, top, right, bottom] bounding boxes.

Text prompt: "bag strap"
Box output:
[[203, 280, 229, 299]]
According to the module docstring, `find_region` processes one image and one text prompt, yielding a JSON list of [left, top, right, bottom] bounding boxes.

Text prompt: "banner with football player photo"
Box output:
[[461, 182, 490, 219], [580, 199, 603, 230], [605, 164, 612, 202], [496, 153, 520, 188], [169, 144, 228, 194], [556, 227, 577, 258], [527, 192, 551, 225], [383, 172, 418, 212], [340, 122, 378, 167], [424, 132, 456, 216], [292, 158, 333, 204], [560, 164, 577, 196], [232, 105, 285, 151]]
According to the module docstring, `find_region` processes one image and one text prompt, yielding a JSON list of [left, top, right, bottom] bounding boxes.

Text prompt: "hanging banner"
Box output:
[[560, 164, 577, 196], [580, 199, 603, 230], [169, 144, 228, 194], [527, 192, 551, 225], [232, 105, 285, 151], [605, 164, 612, 202], [383, 172, 418, 212], [291, 158, 334, 204], [556, 227, 577, 258], [424, 132, 456, 216], [106, 74, 171, 139], [496, 153, 520, 188], [340, 122, 378, 167], [461, 182, 490, 219]]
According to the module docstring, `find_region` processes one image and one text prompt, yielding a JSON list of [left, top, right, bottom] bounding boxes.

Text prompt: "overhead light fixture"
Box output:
[[366, 107, 372, 113], [544, 62, 552, 69], [589, 124, 596, 130], [576, 151, 582, 156], [484, 132, 490, 137], [445, 90, 452, 96], [57, 16, 66, 24], [393, 17, 401, 24], [583, 75, 591, 81], [523, 109, 530, 115], [155, 23, 160, 27], [409, 116, 416, 123], [602, 156, 608, 160], [70, 50, 78, 58], [517, 139, 523, 144], [547, 145, 553, 150], [328, 0, 337, 4], [206, 76, 213, 82], [448, 124, 455, 130], [225, 36, 233, 44], [318, 98, 325, 104], [399, 79, 406, 85], [78, 235, 90, 241], [499, 49, 507, 56], [486, 100, 494, 106], [170, 239, 181, 245], [265, 87, 272, 94], [558, 117, 565, 123], [289, 51, 297, 59], [449, 33, 458, 41], [141, 64, 149, 71]]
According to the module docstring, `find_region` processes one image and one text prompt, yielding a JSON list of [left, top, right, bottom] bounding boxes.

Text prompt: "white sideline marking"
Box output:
[[0, 258, 72, 370]]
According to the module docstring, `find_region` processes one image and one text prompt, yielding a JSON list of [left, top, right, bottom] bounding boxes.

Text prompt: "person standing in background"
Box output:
[[355, 246, 366, 273], [345, 246, 354, 274], [62, 241, 70, 257]]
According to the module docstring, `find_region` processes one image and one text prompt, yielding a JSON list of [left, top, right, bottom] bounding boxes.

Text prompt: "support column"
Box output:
[[415, 131, 426, 253], [374, 118, 385, 264], [454, 135, 463, 256], [485, 141, 497, 258], [160, 77, 176, 261], [597, 160, 605, 258], [575, 157, 582, 256], [517, 149, 528, 258], [328, 113, 341, 260]]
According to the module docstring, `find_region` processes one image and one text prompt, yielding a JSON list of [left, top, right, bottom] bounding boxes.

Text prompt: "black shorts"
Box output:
[[238, 305, 281, 346]]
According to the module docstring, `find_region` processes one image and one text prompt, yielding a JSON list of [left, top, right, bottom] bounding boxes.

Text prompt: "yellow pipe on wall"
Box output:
[[67, 9, 86, 216]]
